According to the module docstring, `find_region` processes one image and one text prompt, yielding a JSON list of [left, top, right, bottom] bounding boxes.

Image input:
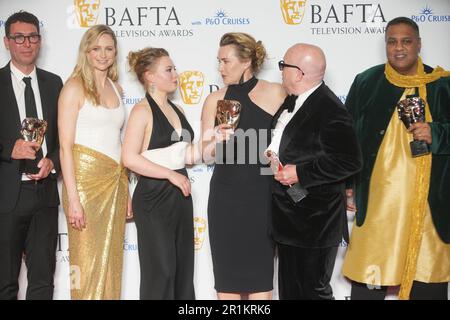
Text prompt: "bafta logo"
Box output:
[[74, 0, 101, 28], [179, 71, 204, 105], [280, 0, 307, 25], [365, 265, 382, 290], [194, 216, 207, 251], [70, 265, 81, 290]]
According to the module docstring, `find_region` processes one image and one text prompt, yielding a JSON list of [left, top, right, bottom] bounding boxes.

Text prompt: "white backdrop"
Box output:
[[1, 0, 449, 300]]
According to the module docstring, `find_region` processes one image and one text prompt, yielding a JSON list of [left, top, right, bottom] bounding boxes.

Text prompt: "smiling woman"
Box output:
[[58, 24, 132, 300]]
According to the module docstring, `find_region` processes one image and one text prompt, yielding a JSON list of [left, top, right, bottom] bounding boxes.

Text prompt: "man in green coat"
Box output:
[[342, 17, 450, 300]]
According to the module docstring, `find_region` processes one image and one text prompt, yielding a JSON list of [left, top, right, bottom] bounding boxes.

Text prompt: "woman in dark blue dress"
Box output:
[[201, 33, 286, 300]]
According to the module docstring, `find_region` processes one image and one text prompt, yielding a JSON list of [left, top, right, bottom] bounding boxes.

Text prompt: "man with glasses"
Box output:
[[0, 11, 63, 299], [267, 43, 361, 299], [278, 60, 305, 75]]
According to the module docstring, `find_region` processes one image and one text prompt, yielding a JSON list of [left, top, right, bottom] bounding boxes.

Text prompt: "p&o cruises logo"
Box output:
[[123, 237, 138, 251], [411, 6, 450, 23], [192, 10, 250, 26]]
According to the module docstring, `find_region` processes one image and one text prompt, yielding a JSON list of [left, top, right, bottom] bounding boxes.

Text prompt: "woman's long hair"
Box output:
[[70, 24, 118, 106]]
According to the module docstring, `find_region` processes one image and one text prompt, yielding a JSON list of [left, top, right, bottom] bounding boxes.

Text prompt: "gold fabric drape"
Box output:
[[386, 59, 449, 299], [343, 60, 450, 299], [62, 144, 128, 300]]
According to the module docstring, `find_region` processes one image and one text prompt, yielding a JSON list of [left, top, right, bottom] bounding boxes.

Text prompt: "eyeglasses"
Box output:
[[278, 60, 304, 75], [8, 34, 41, 44]]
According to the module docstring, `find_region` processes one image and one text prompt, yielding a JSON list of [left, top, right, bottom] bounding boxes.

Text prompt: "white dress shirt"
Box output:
[[10, 63, 50, 178], [267, 82, 322, 156]]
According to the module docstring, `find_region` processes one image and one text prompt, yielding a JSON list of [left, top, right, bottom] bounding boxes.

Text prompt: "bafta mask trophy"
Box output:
[[265, 149, 308, 203], [216, 99, 242, 130], [265, 150, 283, 174], [397, 95, 430, 157], [20, 117, 47, 174]]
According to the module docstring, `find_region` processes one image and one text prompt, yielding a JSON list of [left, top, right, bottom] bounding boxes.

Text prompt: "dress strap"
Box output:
[[107, 78, 122, 102], [168, 100, 194, 143], [145, 93, 162, 115], [228, 76, 258, 95]]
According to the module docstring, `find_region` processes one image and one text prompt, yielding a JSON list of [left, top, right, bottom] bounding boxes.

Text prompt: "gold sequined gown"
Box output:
[[62, 81, 128, 299]]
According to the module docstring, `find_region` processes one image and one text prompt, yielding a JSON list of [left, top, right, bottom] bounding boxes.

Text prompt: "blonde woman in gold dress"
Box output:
[[58, 25, 132, 299]]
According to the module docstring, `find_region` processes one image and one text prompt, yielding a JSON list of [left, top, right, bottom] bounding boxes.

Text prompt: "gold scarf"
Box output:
[[385, 57, 450, 299]]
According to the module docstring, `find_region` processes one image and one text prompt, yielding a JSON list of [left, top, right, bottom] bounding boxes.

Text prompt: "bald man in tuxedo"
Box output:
[[269, 43, 362, 299]]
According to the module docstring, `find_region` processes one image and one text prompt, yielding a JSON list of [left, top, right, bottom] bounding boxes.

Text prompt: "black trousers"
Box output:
[[351, 280, 449, 300], [278, 243, 339, 300], [0, 182, 58, 300], [133, 177, 195, 300]]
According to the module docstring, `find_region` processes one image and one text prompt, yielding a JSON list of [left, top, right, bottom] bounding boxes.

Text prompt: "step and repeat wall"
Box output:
[[1, 0, 449, 300]]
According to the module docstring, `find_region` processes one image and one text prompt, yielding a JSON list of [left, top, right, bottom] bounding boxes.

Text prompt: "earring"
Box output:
[[149, 83, 156, 94]]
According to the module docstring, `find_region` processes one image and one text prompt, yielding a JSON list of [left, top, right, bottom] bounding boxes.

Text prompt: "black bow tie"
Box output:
[[280, 94, 298, 113]]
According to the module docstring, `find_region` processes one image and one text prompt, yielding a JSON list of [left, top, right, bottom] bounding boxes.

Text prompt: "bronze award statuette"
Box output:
[[216, 99, 242, 130], [265, 150, 283, 174], [397, 95, 430, 157], [20, 117, 47, 174], [265, 149, 308, 204]]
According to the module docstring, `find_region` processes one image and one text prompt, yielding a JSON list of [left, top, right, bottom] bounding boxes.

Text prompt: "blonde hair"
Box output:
[[220, 32, 266, 73], [128, 47, 169, 86], [70, 24, 118, 106]]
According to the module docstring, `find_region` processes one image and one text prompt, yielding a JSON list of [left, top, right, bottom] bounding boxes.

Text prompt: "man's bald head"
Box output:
[[282, 43, 326, 94], [288, 43, 326, 81]]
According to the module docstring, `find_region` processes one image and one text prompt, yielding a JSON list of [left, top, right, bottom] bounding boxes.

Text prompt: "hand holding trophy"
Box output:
[[265, 149, 308, 204], [216, 99, 242, 130], [397, 95, 430, 157], [20, 117, 47, 174], [265, 150, 283, 174]]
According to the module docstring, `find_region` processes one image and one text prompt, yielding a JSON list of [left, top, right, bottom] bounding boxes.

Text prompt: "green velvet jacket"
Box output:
[[346, 63, 450, 243]]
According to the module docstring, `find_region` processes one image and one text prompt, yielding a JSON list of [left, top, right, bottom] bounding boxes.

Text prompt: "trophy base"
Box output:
[[286, 183, 309, 204], [410, 140, 430, 157], [20, 159, 40, 175]]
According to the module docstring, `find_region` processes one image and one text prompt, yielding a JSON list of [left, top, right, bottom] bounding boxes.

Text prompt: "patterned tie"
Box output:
[[23, 77, 38, 118], [280, 94, 298, 113]]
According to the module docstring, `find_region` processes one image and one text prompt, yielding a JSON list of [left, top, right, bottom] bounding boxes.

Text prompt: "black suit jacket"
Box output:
[[0, 63, 63, 213], [271, 83, 362, 248]]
